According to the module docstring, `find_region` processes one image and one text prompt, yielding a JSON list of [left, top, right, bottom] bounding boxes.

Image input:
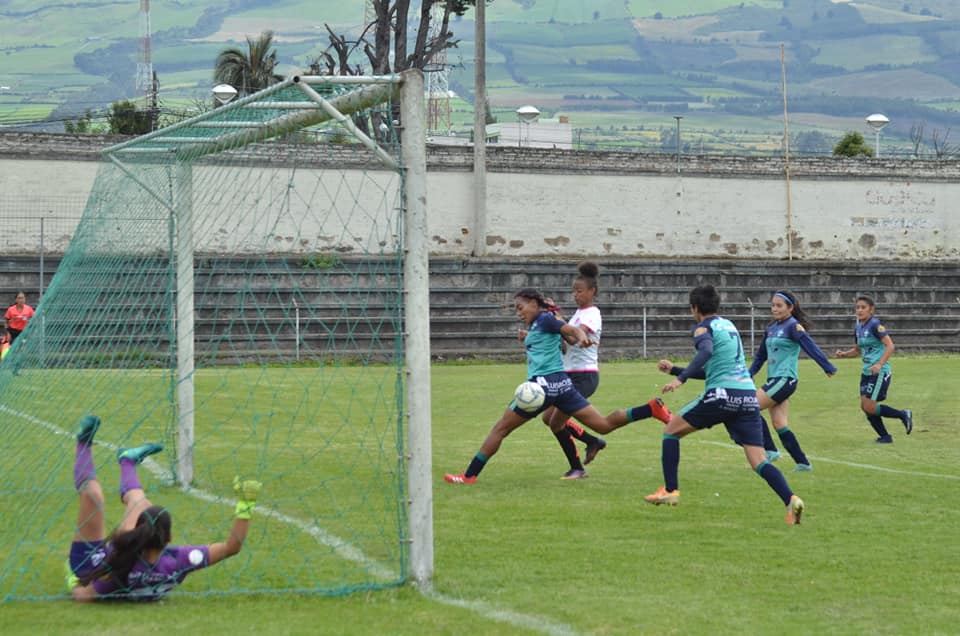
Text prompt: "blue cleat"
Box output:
[[765, 450, 782, 462], [875, 435, 893, 444], [117, 443, 163, 464], [76, 415, 101, 444], [791, 463, 813, 472]]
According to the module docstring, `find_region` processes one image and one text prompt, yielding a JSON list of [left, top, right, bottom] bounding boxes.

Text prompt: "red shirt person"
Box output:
[[5, 292, 35, 344]]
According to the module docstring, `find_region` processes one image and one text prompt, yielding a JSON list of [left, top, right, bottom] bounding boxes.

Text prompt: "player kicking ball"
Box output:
[[649, 285, 804, 525]]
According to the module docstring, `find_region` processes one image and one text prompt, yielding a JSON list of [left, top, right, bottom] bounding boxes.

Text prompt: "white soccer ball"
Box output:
[[514, 381, 546, 412]]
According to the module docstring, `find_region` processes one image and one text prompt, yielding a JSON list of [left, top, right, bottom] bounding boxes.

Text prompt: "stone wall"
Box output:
[[1, 132, 958, 260]]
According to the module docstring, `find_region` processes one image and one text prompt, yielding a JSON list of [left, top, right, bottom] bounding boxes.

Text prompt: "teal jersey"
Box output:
[[749, 317, 837, 380], [524, 311, 566, 378], [856, 316, 891, 375], [691, 316, 755, 391]]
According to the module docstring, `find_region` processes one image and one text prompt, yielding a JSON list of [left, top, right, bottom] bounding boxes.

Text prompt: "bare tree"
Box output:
[[312, 2, 480, 141], [931, 127, 956, 159], [909, 122, 924, 158], [313, 2, 478, 77]]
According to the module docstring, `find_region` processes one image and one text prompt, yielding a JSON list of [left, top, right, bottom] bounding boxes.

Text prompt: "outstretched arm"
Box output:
[[208, 477, 261, 566]]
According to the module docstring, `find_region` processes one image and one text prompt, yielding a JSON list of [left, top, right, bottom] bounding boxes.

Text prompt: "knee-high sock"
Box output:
[[866, 414, 889, 437], [662, 435, 680, 492], [756, 461, 793, 505], [878, 405, 905, 420], [465, 453, 488, 478], [564, 420, 599, 446], [554, 429, 584, 471], [777, 427, 809, 465], [760, 416, 778, 452], [119, 460, 142, 499], [74, 442, 96, 491]]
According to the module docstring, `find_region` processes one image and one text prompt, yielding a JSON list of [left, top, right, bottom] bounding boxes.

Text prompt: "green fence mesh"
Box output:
[[0, 76, 412, 600]]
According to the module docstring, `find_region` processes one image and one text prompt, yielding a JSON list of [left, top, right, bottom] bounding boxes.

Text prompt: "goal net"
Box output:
[[0, 71, 432, 600]]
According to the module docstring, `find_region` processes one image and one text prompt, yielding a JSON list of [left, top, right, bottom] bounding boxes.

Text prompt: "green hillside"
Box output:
[[1, 0, 959, 155]]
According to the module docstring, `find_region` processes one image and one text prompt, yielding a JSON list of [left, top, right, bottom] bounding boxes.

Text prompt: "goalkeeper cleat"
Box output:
[[117, 443, 163, 465], [76, 415, 101, 444], [901, 409, 913, 435], [444, 473, 477, 485], [583, 438, 607, 465], [560, 469, 588, 480], [644, 486, 680, 506], [785, 495, 804, 525], [649, 398, 672, 424]]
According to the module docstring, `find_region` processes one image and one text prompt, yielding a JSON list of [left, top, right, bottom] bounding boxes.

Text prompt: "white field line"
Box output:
[[7, 405, 580, 635], [700, 439, 960, 480]]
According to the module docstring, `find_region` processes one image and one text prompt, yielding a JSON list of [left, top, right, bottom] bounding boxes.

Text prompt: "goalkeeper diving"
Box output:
[[65, 414, 262, 601]]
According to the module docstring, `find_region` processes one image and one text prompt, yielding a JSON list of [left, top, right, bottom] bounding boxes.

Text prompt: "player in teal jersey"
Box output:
[[835, 295, 913, 443], [444, 287, 669, 484], [651, 285, 804, 525], [748, 290, 837, 471]]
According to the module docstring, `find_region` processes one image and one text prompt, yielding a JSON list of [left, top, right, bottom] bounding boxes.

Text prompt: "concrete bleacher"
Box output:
[[1, 255, 957, 362]]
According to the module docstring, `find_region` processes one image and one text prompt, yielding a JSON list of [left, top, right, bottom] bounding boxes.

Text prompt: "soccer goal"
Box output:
[[0, 70, 432, 600]]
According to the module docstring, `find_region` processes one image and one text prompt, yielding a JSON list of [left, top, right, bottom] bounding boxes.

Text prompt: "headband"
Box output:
[[774, 292, 793, 305]]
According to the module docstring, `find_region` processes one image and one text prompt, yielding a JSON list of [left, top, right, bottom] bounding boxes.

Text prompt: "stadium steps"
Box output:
[[1, 256, 958, 360]]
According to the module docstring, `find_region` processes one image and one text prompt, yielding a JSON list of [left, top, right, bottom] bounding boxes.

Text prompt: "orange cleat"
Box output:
[[644, 486, 680, 506], [649, 398, 672, 424], [444, 473, 477, 485]]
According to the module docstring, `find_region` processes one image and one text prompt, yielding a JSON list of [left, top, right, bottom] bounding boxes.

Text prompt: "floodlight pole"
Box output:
[[674, 116, 683, 173]]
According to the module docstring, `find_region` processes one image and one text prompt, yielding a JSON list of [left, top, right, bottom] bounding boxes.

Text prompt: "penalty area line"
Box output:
[[700, 440, 960, 480]]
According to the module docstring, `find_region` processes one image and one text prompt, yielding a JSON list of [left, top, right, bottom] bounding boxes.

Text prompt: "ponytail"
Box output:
[[79, 505, 171, 588]]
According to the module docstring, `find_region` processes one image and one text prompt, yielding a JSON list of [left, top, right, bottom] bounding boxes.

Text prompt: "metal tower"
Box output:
[[424, 3, 451, 135]]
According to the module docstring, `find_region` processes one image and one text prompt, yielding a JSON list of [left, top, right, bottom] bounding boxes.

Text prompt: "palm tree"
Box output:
[[213, 31, 284, 98]]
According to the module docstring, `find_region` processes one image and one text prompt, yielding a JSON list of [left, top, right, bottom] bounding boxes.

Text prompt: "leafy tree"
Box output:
[[833, 131, 874, 157], [213, 31, 284, 97], [108, 100, 153, 135], [793, 130, 832, 155], [64, 109, 96, 134]]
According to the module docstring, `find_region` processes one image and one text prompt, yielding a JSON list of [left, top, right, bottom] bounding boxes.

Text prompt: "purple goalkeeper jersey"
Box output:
[[92, 544, 211, 601]]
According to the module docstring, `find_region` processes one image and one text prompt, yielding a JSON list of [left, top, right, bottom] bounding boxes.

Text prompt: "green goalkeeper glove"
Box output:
[[233, 476, 262, 520], [64, 560, 79, 592]]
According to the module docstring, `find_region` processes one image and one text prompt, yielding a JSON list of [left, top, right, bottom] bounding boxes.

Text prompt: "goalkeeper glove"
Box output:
[[64, 561, 80, 592], [233, 476, 262, 520]]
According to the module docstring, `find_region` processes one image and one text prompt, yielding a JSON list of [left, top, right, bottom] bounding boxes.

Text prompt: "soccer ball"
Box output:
[[514, 381, 546, 412]]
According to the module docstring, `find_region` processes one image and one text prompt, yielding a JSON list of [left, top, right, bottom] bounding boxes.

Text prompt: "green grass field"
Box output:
[[0, 355, 956, 634]]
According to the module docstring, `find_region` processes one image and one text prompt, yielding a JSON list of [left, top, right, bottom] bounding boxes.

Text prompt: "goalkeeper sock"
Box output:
[[118, 460, 142, 498], [74, 442, 95, 491]]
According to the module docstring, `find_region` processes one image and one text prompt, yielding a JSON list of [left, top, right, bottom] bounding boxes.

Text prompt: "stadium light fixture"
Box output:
[[866, 113, 889, 158], [516, 105, 539, 147], [212, 83, 238, 105]]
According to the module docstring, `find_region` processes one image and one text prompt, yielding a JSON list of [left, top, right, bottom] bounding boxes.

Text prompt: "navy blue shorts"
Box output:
[[759, 376, 798, 404], [70, 540, 107, 577], [567, 371, 599, 399], [511, 372, 590, 417], [678, 388, 763, 447], [860, 372, 890, 402]]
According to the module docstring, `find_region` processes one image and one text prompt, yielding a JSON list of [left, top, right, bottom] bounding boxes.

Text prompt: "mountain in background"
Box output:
[[1, 0, 959, 155]]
